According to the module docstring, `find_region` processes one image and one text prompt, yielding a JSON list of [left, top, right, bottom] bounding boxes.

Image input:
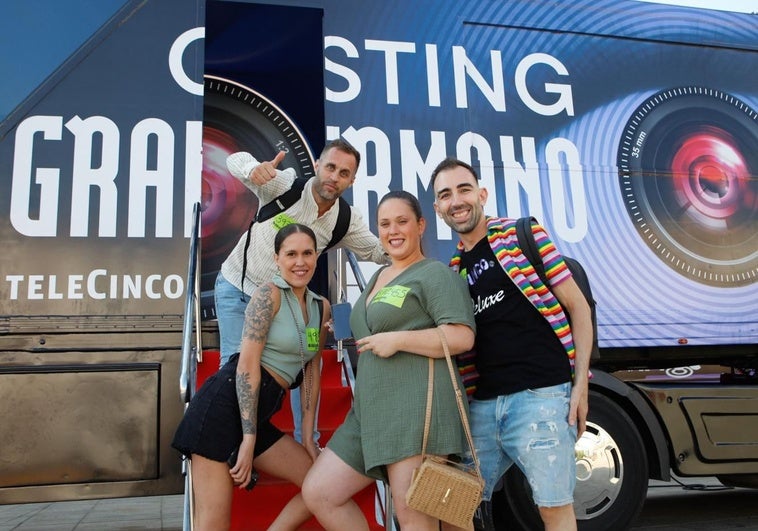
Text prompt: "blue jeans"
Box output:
[[214, 272, 250, 365], [213, 272, 319, 444], [468, 383, 577, 507]]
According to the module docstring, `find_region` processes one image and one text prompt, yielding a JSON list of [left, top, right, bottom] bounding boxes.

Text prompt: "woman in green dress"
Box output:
[[302, 190, 476, 531]]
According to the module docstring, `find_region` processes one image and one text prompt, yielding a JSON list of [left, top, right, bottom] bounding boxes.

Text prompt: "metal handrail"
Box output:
[[345, 249, 367, 292], [179, 201, 202, 531], [179, 202, 203, 404]]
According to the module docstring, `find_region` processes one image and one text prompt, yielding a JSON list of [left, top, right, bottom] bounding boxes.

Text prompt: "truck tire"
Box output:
[[492, 391, 649, 531]]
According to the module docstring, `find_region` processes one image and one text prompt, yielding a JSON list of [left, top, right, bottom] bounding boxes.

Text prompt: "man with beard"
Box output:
[[431, 157, 592, 531], [217, 138, 388, 444]]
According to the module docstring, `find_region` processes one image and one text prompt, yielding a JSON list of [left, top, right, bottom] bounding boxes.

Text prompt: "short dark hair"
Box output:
[[430, 157, 478, 188], [321, 138, 361, 169], [274, 223, 317, 254]]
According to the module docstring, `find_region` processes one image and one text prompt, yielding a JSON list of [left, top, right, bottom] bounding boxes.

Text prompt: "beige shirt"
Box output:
[[220, 152, 388, 295]]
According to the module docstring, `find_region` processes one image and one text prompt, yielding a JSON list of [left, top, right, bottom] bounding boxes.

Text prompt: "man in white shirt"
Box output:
[[216, 138, 388, 442]]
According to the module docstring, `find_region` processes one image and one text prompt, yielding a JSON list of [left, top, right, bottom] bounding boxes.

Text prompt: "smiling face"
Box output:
[[432, 165, 488, 242], [274, 231, 318, 289], [377, 196, 426, 264], [312, 147, 358, 203]]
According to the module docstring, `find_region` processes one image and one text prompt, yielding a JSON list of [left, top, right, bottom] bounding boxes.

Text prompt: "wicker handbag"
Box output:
[[405, 328, 484, 530]]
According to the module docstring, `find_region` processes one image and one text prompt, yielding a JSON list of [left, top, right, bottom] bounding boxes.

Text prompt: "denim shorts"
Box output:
[[171, 353, 286, 462], [468, 382, 577, 507]]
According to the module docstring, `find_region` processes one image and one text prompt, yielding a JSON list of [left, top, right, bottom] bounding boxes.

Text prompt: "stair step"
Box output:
[[196, 348, 385, 530], [230, 481, 381, 530], [272, 386, 352, 435]]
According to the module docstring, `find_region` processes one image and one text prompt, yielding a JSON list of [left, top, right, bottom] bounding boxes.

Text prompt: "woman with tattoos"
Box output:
[[302, 191, 476, 531], [172, 223, 330, 531]]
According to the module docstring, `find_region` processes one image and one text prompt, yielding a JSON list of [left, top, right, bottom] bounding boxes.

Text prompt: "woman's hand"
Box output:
[[356, 332, 400, 358], [303, 439, 322, 462], [229, 435, 255, 489]]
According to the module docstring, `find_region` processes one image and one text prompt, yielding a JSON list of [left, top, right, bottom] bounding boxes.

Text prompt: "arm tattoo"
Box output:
[[237, 371, 258, 435], [237, 284, 275, 435], [243, 284, 274, 343]]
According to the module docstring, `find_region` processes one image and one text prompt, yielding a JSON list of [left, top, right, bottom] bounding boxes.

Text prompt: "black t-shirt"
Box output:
[[460, 236, 570, 398]]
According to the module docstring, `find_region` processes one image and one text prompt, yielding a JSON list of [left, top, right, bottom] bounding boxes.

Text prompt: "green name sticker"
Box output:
[[306, 327, 319, 351], [372, 285, 411, 308], [272, 212, 297, 231]]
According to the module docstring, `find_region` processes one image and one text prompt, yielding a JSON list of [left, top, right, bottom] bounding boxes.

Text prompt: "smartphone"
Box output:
[[331, 302, 353, 340], [227, 448, 258, 491]]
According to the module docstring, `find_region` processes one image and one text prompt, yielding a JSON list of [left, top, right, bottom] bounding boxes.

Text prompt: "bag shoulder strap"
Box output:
[[515, 216, 549, 286], [308, 296, 325, 367], [240, 178, 350, 295], [239, 177, 309, 296], [421, 357, 434, 459], [324, 197, 351, 251], [315, 297, 324, 327], [255, 177, 309, 223], [420, 329, 482, 478]]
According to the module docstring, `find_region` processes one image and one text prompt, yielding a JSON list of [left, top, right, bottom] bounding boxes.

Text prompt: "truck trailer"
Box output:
[[0, 1, 756, 530]]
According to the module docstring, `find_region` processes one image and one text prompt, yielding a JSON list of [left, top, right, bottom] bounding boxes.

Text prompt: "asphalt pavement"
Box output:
[[630, 477, 758, 530], [1, 477, 757, 530], [0, 495, 183, 531]]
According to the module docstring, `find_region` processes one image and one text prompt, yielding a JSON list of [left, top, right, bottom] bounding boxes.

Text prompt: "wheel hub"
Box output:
[[573, 421, 624, 519]]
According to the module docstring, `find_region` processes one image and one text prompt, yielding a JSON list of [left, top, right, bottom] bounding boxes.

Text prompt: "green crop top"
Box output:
[[260, 275, 323, 385]]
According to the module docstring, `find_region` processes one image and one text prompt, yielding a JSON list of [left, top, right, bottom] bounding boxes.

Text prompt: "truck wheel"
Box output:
[[493, 391, 649, 531]]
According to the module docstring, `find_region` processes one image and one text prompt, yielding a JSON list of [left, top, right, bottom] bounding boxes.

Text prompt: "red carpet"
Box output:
[[196, 349, 385, 530]]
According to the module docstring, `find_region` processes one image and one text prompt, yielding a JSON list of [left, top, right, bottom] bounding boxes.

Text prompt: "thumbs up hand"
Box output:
[[248, 150, 287, 186]]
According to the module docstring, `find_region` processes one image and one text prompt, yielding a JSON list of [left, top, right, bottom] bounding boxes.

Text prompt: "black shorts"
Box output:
[[171, 353, 287, 462]]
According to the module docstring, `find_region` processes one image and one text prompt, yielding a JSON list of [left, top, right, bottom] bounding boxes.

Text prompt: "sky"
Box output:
[[638, 0, 758, 13]]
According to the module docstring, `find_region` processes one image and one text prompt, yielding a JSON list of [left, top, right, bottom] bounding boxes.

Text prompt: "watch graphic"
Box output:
[[617, 86, 758, 287], [201, 75, 317, 317]]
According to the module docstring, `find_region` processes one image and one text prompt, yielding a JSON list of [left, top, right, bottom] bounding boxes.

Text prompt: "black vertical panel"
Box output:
[[205, 2, 325, 152], [202, 1, 326, 314]]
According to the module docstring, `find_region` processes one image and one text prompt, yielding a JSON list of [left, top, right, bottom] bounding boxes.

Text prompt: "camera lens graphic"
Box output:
[[200, 76, 316, 316], [617, 87, 758, 287]]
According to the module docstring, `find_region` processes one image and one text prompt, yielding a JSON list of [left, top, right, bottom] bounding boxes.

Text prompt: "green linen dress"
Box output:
[[327, 259, 476, 481]]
